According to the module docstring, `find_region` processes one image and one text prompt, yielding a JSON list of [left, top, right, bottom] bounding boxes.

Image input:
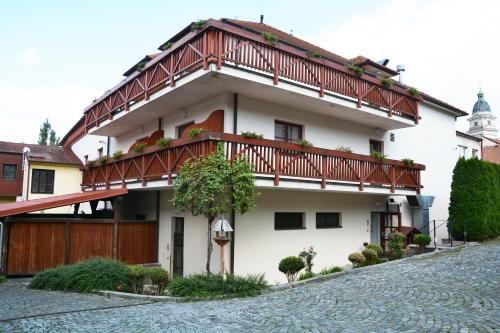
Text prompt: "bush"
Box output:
[[413, 234, 431, 250], [30, 258, 130, 293], [319, 266, 343, 275], [187, 128, 206, 137], [362, 248, 378, 265], [278, 256, 305, 283], [388, 232, 406, 243], [146, 267, 169, 295], [168, 274, 267, 298], [388, 232, 406, 260], [348, 253, 365, 267], [133, 143, 147, 153], [156, 137, 173, 148], [112, 150, 123, 159], [449, 158, 500, 241], [128, 264, 147, 294], [298, 271, 316, 281], [298, 246, 316, 273], [240, 131, 263, 139], [365, 244, 384, 257]]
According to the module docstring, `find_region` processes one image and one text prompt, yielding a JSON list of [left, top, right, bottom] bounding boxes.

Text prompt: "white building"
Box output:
[[61, 19, 470, 283]]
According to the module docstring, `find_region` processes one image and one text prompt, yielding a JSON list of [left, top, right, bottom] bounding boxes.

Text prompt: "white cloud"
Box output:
[[20, 48, 40, 66], [308, 0, 500, 131], [0, 80, 95, 143]]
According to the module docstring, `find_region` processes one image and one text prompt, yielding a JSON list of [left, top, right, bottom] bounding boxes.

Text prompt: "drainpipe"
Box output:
[[230, 93, 238, 274], [0, 221, 3, 272]]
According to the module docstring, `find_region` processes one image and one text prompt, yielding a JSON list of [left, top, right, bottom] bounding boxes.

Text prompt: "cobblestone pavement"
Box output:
[[1, 243, 499, 333]]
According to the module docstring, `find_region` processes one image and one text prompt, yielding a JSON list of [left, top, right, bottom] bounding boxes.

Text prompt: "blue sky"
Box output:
[[0, 0, 498, 142]]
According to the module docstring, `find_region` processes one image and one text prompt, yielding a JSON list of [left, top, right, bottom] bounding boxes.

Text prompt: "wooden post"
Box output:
[[220, 244, 225, 275], [321, 156, 327, 189], [274, 149, 281, 186], [112, 197, 121, 260], [273, 49, 279, 85], [64, 220, 71, 265], [319, 66, 325, 97]]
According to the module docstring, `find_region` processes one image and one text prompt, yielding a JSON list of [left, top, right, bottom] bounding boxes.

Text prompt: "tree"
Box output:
[[448, 158, 500, 241], [38, 119, 59, 146], [172, 142, 257, 274]]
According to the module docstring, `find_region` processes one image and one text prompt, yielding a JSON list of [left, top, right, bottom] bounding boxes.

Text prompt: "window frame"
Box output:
[[274, 120, 303, 144], [177, 121, 194, 139], [31, 169, 55, 194], [274, 212, 306, 230], [369, 139, 384, 154], [458, 145, 467, 158], [315, 212, 342, 229], [2, 164, 17, 180]]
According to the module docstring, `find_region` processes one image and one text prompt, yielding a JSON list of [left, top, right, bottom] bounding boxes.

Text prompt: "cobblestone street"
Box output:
[[1, 243, 499, 333]]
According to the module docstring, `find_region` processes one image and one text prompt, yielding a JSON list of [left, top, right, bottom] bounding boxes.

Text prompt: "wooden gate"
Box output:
[[4, 218, 157, 275]]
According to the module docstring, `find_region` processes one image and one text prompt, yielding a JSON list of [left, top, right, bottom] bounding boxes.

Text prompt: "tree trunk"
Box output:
[[206, 216, 214, 275]]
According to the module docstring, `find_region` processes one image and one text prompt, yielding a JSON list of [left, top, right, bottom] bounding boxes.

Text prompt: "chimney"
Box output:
[[396, 64, 405, 84], [260, 15, 264, 24]]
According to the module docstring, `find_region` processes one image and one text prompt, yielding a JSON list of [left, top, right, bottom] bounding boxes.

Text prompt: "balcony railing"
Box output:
[[82, 133, 424, 193], [83, 20, 420, 132]]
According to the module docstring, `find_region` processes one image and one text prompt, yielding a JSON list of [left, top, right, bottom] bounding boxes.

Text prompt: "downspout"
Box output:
[[0, 221, 3, 273], [106, 136, 110, 157], [230, 93, 238, 274]]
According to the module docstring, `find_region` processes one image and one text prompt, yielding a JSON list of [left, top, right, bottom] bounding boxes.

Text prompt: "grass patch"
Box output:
[[0, 275, 6, 284], [30, 258, 130, 293], [167, 274, 267, 298]]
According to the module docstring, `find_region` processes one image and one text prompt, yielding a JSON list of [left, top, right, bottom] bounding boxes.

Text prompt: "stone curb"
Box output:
[[98, 243, 479, 301]]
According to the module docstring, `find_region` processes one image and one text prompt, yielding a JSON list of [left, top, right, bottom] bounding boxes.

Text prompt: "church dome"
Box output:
[[472, 91, 491, 113]]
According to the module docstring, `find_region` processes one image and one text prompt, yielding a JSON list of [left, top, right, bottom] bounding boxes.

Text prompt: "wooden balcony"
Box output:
[[83, 20, 420, 133], [81, 133, 424, 193]]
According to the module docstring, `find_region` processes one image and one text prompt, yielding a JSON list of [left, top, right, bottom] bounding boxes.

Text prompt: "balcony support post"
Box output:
[[216, 31, 223, 70], [319, 66, 325, 97], [273, 49, 279, 85], [321, 156, 327, 189], [274, 149, 280, 186]]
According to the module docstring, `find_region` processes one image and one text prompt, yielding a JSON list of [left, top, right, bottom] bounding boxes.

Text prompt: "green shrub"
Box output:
[[347, 64, 364, 76], [348, 253, 365, 267], [31, 258, 130, 293], [319, 266, 343, 275], [133, 143, 147, 153], [380, 77, 394, 88], [161, 42, 173, 51], [156, 137, 173, 148], [112, 150, 123, 159], [305, 50, 321, 58], [187, 128, 206, 138], [97, 156, 108, 166], [298, 246, 317, 273], [449, 158, 500, 241], [167, 274, 267, 298], [388, 232, 406, 243], [0, 275, 7, 284], [388, 232, 406, 260], [146, 267, 169, 295], [365, 244, 383, 257], [413, 234, 431, 250], [370, 151, 387, 161], [191, 19, 206, 31], [261, 31, 278, 43], [336, 146, 353, 153], [408, 87, 419, 96], [297, 139, 313, 148], [362, 248, 378, 265], [128, 264, 147, 294], [298, 271, 316, 281], [240, 131, 263, 139], [278, 256, 305, 283], [402, 158, 415, 167]]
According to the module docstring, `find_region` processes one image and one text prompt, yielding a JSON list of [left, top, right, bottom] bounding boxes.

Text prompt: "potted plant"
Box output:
[[112, 150, 123, 159], [380, 77, 394, 88], [347, 64, 364, 76], [370, 151, 387, 162], [133, 143, 147, 153], [401, 158, 415, 167], [261, 31, 278, 44], [305, 50, 321, 58], [191, 19, 206, 31], [240, 131, 263, 139], [156, 137, 173, 148], [336, 146, 353, 153], [408, 87, 419, 96], [297, 139, 313, 148], [187, 128, 207, 138]]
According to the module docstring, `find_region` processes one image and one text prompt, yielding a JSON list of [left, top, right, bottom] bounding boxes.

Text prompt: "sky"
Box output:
[[0, 0, 498, 143]]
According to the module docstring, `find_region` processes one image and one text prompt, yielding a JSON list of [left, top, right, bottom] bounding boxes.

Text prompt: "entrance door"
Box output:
[[172, 217, 184, 277], [370, 213, 380, 244], [379, 212, 401, 249]]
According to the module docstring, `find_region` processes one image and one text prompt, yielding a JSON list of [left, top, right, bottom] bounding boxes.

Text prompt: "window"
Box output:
[[274, 212, 305, 230], [458, 145, 467, 158], [274, 121, 302, 144], [31, 169, 55, 194], [472, 149, 479, 158], [97, 148, 103, 158], [2, 164, 17, 180], [177, 121, 194, 138], [474, 121, 478, 126], [488, 121, 492, 125], [369, 139, 383, 154], [316, 212, 342, 228]]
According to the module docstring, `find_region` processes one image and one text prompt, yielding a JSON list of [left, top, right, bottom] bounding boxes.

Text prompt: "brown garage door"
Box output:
[[5, 219, 157, 275]]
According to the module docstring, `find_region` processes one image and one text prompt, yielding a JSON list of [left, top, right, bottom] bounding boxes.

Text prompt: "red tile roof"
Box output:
[[0, 141, 81, 165], [0, 189, 127, 217]]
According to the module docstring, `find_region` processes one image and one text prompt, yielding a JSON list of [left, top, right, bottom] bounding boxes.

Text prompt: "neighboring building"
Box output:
[[455, 131, 481, 160], [482, 136, 500, 164], [1, 19, 473, 282], [0, 142, 82, 212]]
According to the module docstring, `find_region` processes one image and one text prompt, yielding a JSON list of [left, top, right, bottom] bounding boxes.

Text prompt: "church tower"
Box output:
[[467, 90, 497, 139]]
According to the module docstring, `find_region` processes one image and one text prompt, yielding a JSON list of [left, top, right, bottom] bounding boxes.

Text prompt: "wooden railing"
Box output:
[[83, 20, 420, 132], [82, 133, 424, 193]]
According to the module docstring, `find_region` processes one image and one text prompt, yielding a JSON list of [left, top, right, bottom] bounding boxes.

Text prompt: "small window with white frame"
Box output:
[[458, 145, 467, 158], [472, 149, 478, 158]]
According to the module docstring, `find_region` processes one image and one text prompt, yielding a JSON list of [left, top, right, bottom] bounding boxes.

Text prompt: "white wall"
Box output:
[[235, 189, 382, 284], [71, 132, 107, 163], [456, 134, 481, 159]]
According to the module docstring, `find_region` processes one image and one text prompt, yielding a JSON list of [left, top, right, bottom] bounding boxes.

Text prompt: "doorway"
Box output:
[[370, 212, 401, 249], [172, 217, 184, 277]]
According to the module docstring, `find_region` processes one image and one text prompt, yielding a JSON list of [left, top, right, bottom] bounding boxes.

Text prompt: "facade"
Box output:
[[455, 131, 481, 160], [0, 142, 82, 212], [61, 19, 469, 283]]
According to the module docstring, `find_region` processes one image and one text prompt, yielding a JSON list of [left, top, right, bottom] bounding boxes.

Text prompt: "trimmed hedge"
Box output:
[[448, 158, 500, 241], [30, 258, 130, 293]]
